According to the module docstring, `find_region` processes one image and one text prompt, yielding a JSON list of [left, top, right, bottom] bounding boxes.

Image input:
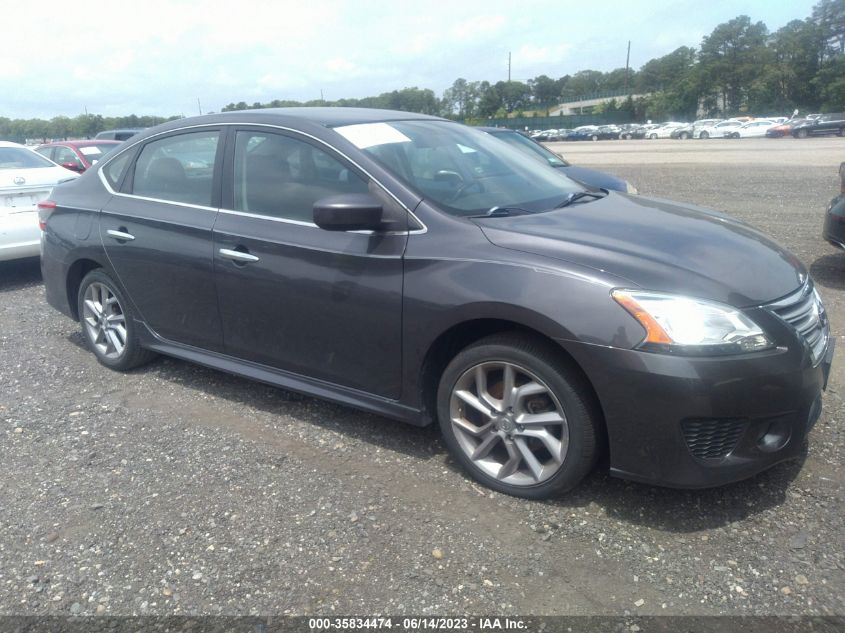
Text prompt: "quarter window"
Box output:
[[132, 131, 219, 206], [233, 131, 368, 222], [104, 151, 132, 189]]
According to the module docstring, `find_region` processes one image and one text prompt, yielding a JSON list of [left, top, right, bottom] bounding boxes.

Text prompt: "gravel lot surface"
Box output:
[[1, 137, 843, 618]]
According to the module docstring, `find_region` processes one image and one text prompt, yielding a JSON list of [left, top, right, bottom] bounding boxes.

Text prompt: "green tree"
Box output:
[[698, 16, 770, 113]]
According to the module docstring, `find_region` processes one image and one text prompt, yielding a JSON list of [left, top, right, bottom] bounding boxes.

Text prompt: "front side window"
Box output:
[[335, 120, 582, 217], [54, 146, 83, 169], [233, 131, 368, 222], [131, 131, 219, 206]]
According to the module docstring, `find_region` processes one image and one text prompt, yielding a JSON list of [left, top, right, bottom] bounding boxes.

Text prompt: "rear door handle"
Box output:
[[106, 228, 135, 241], [219, 248, 259, 263]]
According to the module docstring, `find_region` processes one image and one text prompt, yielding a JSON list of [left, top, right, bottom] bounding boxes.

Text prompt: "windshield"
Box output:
[[487, 130, 570, 169], [334, 120, 583, 217], [0, 147, 55, 169]]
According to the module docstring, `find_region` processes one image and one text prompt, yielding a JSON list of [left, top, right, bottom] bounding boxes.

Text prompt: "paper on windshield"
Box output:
[[79, 147, 102, 155], [335, 123, 411, 149]]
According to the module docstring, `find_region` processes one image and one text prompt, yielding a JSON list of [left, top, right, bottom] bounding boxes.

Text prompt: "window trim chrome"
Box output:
[[96, 121, 427, 234]]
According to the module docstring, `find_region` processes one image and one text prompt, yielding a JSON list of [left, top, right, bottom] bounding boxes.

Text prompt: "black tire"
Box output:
[[795, 129, 808, 139], [77, 269, 156, 371], [591, 135, 598, 141], [700, 131, 709, 139], [649, 133, 657, 140], [437, 333, 600, 499], [679, 132, 689, 140]]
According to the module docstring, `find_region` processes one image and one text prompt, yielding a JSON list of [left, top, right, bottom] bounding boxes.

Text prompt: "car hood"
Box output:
[[0, 166, 77, 190], [475, 192, 805, 307]]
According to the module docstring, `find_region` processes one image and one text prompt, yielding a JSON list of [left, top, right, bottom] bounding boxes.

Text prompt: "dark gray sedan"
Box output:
[[39, 108, 833, 498]]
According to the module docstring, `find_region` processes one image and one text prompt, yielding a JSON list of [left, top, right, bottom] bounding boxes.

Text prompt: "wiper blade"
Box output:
[[469, 206, 531, 218], [555, 191, 607, 208]]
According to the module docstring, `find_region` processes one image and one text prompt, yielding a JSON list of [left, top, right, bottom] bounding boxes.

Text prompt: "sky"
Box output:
[[1, 0, 821, 119]]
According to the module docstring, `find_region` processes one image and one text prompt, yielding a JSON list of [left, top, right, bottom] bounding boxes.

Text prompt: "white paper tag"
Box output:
[[335, 122, 411, 149]]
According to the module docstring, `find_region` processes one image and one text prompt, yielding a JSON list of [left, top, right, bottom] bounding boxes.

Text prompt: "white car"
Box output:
[[696, 120, 745, 139], [724, 120, 777, 138], [0, 142, 78, 261], [646, 122, 686, 139]]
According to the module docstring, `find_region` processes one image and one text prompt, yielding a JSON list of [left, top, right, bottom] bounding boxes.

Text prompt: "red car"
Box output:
[[34, 140, 122, 173]]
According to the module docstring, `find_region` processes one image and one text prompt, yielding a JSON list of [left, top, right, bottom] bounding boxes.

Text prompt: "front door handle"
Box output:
[[106, 228, 135, 241], [219, 248, 259, 263]]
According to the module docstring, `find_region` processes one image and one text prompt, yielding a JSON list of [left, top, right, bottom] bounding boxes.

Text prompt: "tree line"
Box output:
[[2, 0, 842, 141]]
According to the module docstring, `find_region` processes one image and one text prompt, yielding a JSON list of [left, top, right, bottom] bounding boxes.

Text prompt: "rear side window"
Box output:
[[132, 131, 219, 206]]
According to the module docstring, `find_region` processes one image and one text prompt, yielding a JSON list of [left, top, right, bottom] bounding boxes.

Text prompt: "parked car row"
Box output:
[[523, 113, 844, 141]]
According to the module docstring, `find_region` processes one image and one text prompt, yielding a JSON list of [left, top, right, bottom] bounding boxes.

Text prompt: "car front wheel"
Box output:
[[700, 131, 709, 139], [437, 333, 600, 499], [77, 269, 156, 371]]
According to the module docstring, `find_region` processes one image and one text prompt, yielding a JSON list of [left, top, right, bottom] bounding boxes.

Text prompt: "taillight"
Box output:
[[37, 200, 56, 231]]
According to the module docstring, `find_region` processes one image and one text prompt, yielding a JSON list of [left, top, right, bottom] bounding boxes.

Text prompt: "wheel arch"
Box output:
[[66, 257, 107, 321], [417, 318, 608, 450]]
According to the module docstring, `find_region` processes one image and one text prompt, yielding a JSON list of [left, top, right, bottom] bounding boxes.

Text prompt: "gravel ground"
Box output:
[[0, 138, 843, 618]]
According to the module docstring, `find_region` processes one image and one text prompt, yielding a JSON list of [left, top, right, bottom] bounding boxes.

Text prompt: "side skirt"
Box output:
[[137, 322, 427, 427]]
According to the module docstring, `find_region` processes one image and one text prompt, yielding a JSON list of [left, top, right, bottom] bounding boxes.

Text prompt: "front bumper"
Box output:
[[564, 336, 833, 488]]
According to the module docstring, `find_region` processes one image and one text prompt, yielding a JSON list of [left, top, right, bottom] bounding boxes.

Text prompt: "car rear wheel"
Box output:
[[700, 131, 709, 139], [679, 132, 689, 140], [795, 129, 808, 139], [78, 270, 156, 371], [591, 135, 598, 141], [649, 133, 657, 140], [437, 333, 600, 499]]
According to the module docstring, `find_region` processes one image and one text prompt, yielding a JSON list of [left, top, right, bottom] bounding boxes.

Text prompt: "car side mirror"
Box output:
[[61, 162, 85, 173], [313, 193, 384, 231]]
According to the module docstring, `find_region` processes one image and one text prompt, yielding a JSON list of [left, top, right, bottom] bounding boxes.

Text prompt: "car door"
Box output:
[[212, 128, 407, 399], [100, 128, 225, 350]]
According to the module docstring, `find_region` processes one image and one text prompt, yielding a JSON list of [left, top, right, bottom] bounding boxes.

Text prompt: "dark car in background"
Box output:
[[625, 123, 660, 139], [39, 108, 832, 499], [767, 120, 804, 138], [34, 140, 122, 173], [791, 113, 845, 138], [823, 162, 845, 250], [480, 127, 637, 193], [94, 128, 145, 141]]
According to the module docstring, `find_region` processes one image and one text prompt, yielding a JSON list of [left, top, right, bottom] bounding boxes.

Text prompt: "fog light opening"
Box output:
[[757, 419, 791, 453]]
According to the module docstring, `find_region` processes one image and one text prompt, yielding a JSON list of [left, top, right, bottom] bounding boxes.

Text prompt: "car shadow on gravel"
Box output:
[[540, 447, 807, 532], [66, 333, 808, 530], [811, 252, 845, 290], [139, 355, 443, 459], [0, 257, 41, 292]]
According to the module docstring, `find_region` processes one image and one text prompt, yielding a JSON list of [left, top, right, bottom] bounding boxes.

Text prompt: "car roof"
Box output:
[[126, 108, 449, 144], [41, 140, 123, 147], [0, 141, 27, 148], [216, 107, 445, 127]]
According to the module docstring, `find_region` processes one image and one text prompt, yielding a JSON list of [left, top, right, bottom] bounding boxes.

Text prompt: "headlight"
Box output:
[[612, 289, 773, 355], [625, 181, 638, 195]]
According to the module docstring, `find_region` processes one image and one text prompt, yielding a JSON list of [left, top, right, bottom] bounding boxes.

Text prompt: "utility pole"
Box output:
[[197, 98, 202, 115], [320, 89, 324, 102], [508, 51, 511, 82], [625, 40, 631, 95]]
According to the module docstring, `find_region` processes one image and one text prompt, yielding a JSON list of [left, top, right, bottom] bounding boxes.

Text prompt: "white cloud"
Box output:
[[0, 0, 821, 119]]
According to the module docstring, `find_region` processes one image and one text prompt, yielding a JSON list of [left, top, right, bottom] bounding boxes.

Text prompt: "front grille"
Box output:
[[681, 418, 747, 460], [766, 282, 829, 365]]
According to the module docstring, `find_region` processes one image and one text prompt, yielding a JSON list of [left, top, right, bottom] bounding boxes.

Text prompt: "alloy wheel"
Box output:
[[449, 361, 569, 486], [82, 282, 127, 360]]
